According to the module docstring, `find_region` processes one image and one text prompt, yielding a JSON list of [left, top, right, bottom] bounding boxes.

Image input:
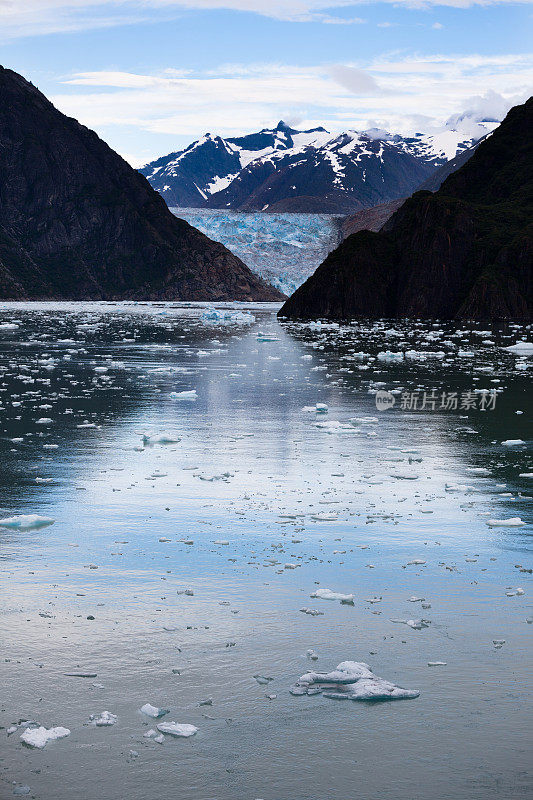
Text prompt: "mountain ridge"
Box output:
[[278, 98, 532, 321], [0, 66, 283, 301], [140, 117, 497, 214]]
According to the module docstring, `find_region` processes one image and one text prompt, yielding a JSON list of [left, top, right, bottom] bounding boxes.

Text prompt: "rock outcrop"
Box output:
[[279, 98, 532, 321], [0, 66, 283, 301]]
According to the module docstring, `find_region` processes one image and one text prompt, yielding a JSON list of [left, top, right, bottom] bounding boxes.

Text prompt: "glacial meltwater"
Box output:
[[0, 302, 531, 800]]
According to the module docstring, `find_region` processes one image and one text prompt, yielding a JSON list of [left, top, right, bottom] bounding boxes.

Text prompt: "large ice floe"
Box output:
[[20, 725, 70, 748], [290, 661, 420, 701]]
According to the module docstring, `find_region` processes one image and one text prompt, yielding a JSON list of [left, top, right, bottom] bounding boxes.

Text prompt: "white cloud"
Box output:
[[0, 0, 531, 38], [49, 54, 533, 163]]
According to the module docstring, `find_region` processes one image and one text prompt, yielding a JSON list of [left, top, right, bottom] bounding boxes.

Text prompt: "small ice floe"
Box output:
[[20, 725, 70, 749], [142, 433, 180, 446], [213, 540, 229, 545], [486, 517, 525, 527], [89, 711, 117, 727], [390, 471, 419, 480], [427, 661, 447, 667], [300, 607, 324, 616], [310, 588, 354, 605], [505, 342, 533, 354], [306, 649, 319, 661], [493, 640, 506, 649], [256, 333, 279, 342], [506, 588, 524, 597], [390, 618, 430, 630], [0, 515, 55, 531], [315, 403, 328, 413], [310, 512, 338, 522], [290, 661, 419, 702], [156, 722, 197, 738], [519, 473, 533, 478], [501, 439, 525, 446], [407, 596, 425, 603], [140, 704, 169, 719], [254, 675, 273, 685], [170, 390, 197, 401], [405, 559, 426, 566], [13, 786, 31, 796]]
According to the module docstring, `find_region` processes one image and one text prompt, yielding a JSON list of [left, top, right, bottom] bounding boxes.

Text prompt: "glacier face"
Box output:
[[172, 208, 341, 295]]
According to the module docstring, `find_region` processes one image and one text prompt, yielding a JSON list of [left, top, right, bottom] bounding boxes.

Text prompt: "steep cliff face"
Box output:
[[279, 98, 532, 321], [0, 67, 283, 301]]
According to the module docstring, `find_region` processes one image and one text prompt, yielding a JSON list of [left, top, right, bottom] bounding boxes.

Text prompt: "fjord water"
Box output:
[[171, 208, 342, 295], [0, 302, 531, 800]]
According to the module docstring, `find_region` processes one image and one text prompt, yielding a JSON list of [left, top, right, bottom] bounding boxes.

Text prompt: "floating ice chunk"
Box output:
[[505, 342, 533, 354], [486, 517, 525, 527], [142, 433, 180, 445], [390, 471, 419, 480], [213, 540, 229, 545], [315, 403, 328, 413], [140, 703, 169, 719], [300, 607, 324, 616], [377, 351, 404, 361], [427, 661, 447, 666], [501, 439, 525, 446], [156, 722, 197, 738], [254, 675, 273, 685], [519, 473, 533, 478], [493, 640, 505, 649], [90, 711, 117, 727], [310, 512, 338, 521], [310, 588, 354, 605], [306, 649, 319, 661], [20, 726, 70, 748], [0, 515, 55, 531], [36, 417, 53, 425], [170, 390, 197, 401], [390, 618, 430, 630], [202, 307, 255, 325], [291, 660, 419, 702], [13, 786, 30, 796]]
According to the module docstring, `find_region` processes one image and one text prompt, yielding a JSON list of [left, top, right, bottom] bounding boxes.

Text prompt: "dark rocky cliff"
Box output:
[[279, 98, 532, 321], [0, 66, 283, 301]]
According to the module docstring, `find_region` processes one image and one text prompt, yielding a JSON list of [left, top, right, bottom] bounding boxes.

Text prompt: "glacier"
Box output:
[[171, 208, 342, 295]]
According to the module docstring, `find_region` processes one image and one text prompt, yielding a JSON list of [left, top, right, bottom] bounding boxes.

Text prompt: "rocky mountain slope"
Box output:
[[279, 99, 532, 321], [141, 118, 496, 214], [0, 66, 283, 301]]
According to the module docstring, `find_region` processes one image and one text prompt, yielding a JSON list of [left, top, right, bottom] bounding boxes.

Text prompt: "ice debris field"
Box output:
[[0, 301, 531, 800]]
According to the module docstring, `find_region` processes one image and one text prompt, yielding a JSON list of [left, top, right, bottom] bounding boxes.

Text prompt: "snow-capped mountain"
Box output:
[[140, 118, 498, 214]]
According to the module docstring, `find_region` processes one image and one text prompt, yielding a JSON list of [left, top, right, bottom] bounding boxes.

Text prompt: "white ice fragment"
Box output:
[[291, 660, 419, 701], [170, 390, 197, 400], [300, 607, 324, 616], [90, 711, 117, 727], [140, 703, 169, 719], [427, 661, 447, 666], [501, 439, 525, 446], [0, 515, 55, 531], [486, 517, 525, 527], [505, 342, 533, 354], [142, 433, 180, 445], [310, 588, 354, 605], [156, 722, 198, 738], [20, 726, 70, 748]]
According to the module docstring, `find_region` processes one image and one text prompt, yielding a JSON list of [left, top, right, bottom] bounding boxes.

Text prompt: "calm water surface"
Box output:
[[0, 302, 531, 800]]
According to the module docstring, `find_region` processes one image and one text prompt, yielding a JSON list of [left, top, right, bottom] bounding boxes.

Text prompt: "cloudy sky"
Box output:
[[1, 0, 531, 165]]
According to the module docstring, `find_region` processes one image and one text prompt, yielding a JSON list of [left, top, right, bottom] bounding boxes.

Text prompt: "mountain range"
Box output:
[[279, 97, 532, 321], [0, 66, 282, 302], [140, 117, 497, 214]]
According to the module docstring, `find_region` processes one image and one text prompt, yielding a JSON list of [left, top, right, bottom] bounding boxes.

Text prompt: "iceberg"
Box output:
[[291, 660, 419, 702]]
